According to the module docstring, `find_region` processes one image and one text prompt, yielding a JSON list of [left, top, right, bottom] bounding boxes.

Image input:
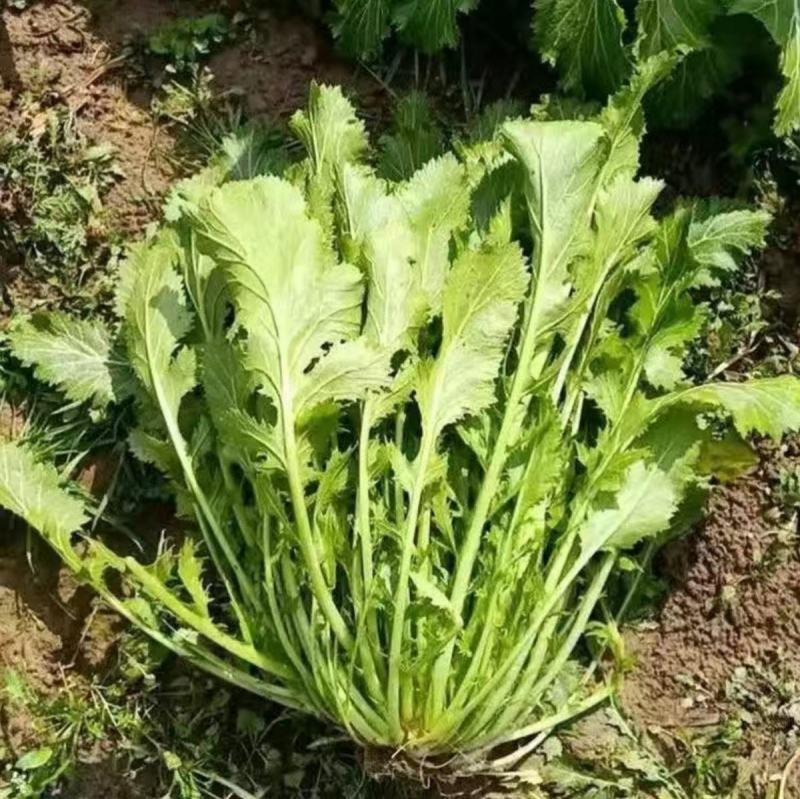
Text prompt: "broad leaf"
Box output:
[[415, 243, 528, 438], [535, 0, 630, 97], [669, 376, 800, 438], [331, 0, 392, 58], [0, 441, 86, 551], [729, 0, 800, 133], [394, 0, 469, 52], [9, 314, 132, 407], [195, 177, 366, 407], [636, 0, 724, 57], [579, 460, 678, 552]]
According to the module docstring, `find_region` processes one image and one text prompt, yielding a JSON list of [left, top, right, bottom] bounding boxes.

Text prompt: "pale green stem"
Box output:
[[144, 312, 258, 612], [423, 532, 605, 748], [123, 557, 293, 680], [194, 510, 254, 646], [356, 399, 386, 687], [261, 516, 319, 706], [278, 551, 389, 739], [387, 427, 436, 740], [486, 685, 613, 767], [280, 387, 354, 652], [485, 552, 615, 739]]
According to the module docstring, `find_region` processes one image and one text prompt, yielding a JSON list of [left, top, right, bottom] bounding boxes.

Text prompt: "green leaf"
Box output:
[[599, 51, 681, 181], [776, 19, 800, 134], [534, 0, 630, 97], [8, 313, 133, 407], [698, 435, 758, 481], [395, 154, 471, 312], [579, 460, 678, 552], [730, 0, 795, 45], [340, 167, 424, 351], [415, 242, 528, 438], [129, 427, 182, 478], [0, 440, 87, 552], [331, 0, 393, 59], [592, 176, 663, 272], [394, 0, 467, 52], [730, 0, 800, 134], [295, 339, 392, 415], [688, 201, 770, 281], [15, 747, 53, 771], [178, 539, 210, 617], [636, 0, 724, 57], [291, 83, 367, 176], [195, 176, 364, 411], [502, 119, 603, 330], [670, 376, 800, 438], [291, 83, 368, 230], [122, 232, 196, 419], [641, 295, 706, 389]]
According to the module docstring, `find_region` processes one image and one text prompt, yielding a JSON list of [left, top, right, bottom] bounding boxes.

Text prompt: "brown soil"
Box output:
[[0, 519, 123, 749], [0, 1, 381, 233], [622, 441, 800, 796], [1, 1, 179, 232]]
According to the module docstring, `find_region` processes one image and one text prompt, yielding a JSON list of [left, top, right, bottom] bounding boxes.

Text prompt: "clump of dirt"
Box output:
[[761, 212, 800, 325], [0, 523, 121, 686], [622, 440, 800, 794], [207, 11, 383, 121]]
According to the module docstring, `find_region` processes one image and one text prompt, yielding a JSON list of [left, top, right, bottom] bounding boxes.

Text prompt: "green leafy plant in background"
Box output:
[[326, 0, 799, 136], [147, 13, 230, 72], [536, 0, 800, 135], [2, 69, 800, 777], [330, 0, 481, 59]]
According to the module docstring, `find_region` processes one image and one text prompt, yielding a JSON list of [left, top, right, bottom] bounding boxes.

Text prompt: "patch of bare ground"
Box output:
[[0, 1, 383, 232], [1, 1, 179, 233], [206, 12, 383, 121], [622, 440, 800, 796], [0, 518, 122, 747]]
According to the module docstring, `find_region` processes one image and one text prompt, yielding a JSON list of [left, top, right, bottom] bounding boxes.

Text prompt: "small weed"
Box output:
[[776, 465, 800, 510], [685, 254, 777, 382], [152, 69, 288, 178], [152, 68, 244, 161], [0, 669, 142, 798], [147, 14, 231, 74]]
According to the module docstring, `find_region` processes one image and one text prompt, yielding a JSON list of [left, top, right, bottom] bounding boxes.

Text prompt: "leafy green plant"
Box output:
[[329, 0, 481, 60], [147, 13, 230, 72], [327, 0, 798, 137], [2, 71, 800, 777], [535, 0, 799, 135]]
